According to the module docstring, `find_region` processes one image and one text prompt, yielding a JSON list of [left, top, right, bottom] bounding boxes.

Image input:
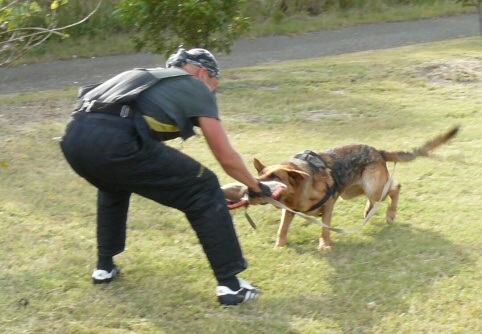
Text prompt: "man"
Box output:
[[60, 48, 271, 306]]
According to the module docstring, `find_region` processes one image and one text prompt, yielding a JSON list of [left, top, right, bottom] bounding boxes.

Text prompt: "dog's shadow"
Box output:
[[262, 220, 474, 332]]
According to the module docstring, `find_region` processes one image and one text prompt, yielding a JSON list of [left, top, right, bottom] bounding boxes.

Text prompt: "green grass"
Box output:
[[247, 1, 475, 36], [1, 38, 482, 333]]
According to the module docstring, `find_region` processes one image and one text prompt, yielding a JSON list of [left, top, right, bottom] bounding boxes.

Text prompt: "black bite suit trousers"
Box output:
[[60, 111, 247, 280]]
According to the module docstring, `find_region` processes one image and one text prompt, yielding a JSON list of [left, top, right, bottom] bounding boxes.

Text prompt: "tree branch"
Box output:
[[1, 0, 21, 12], [0, 0, 103, 67]]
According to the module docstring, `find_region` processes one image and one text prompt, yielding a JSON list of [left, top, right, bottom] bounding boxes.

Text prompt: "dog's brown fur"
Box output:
[[253, 127, 459, 251]]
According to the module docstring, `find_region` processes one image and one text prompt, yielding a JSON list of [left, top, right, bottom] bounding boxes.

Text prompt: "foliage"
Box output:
[[244, 0, 451, 18], [0, 0, 101, 67], [50, 0, 127, 37], [0, 0, 67, 66], [115, 0, 250, 56], [456, 0, 482, 5]]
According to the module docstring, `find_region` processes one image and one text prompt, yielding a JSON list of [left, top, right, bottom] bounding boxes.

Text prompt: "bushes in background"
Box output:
[[54, 0, 456, 38]]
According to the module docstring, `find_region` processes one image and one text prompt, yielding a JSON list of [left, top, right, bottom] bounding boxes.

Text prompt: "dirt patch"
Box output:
[[412, 57, 482, 84], [223, 114, 267, 124], [0, 100, 73, 132], [303, 109, 353, 120]]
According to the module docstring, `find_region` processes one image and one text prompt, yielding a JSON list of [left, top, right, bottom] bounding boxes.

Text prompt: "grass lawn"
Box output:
[[1, 37, 481, 333]]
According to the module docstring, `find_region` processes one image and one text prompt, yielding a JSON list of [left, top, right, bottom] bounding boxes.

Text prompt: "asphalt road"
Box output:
[[0, 13, 479, 95]]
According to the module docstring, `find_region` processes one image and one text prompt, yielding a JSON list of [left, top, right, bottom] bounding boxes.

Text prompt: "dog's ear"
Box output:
[[287, 169, 310, 181], [317, 167, 332, 179], [253, 158, 265, 173]]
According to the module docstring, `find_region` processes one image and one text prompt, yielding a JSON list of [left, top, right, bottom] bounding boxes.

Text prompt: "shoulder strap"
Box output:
[[77, 67, 191, 103], [142, 67, 190, 80]]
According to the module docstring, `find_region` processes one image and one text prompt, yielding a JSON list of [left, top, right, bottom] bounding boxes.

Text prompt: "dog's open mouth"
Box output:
[[222, 181, 286, 210], [268, 183, 285, 201]]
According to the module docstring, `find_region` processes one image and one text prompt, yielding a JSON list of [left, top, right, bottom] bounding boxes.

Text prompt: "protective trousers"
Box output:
[[60, 111, 248, 280]]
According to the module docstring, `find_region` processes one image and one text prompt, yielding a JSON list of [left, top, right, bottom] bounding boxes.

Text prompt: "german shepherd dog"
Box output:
[[253, 127, 459, 251]]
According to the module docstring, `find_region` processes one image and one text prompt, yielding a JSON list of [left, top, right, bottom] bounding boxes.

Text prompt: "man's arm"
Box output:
[[198, 116, 262, 192]]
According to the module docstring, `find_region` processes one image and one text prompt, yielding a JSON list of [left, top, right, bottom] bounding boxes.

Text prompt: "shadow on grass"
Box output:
[[260, 221, 474, 332], [1, 179, 472, 333], [79, 220, 474, 334]]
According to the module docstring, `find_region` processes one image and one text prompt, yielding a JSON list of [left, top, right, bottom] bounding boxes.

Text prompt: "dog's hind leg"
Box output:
[[385, 179, 400, 223], [363, 178, 400, 223], [362, 164, 392, 220], [364, 199, 375, 219], [275, 209, 295, 248]]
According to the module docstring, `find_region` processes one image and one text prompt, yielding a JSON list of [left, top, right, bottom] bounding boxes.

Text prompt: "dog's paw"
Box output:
[[386, 211, 396, 223], [274, 240, 287, 249], [317, 244, 333, 252]]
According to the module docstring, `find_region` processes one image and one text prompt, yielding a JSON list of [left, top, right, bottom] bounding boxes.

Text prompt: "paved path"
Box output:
[[0, 14, 478, 95]]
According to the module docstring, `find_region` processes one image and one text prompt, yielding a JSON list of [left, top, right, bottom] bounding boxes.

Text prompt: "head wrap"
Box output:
[[166, 48, 220, 79]]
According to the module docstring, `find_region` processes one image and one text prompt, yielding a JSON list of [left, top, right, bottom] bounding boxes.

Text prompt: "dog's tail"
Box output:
[[380, 126, 459, 163]]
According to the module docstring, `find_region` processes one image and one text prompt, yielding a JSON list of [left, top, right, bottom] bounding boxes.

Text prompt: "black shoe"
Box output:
[[92, 266, 121, 284], [216, 278, 261, 306]]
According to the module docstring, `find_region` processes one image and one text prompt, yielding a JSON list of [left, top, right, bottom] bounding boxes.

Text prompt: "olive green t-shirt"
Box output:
[[135, 74, 219, 141]]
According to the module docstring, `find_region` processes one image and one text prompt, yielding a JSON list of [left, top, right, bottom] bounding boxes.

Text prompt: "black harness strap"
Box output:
[[307, 183, 337, 212], [75, 100, 138, 118], [293, 150, 338, 212]]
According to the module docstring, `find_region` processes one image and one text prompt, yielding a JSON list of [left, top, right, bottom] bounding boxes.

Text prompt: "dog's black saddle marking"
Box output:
[[293, 150, 337, 213], [293, 150, 328, 172]]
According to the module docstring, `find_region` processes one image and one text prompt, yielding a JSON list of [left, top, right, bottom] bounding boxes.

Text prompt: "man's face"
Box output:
[[195, 66, 219, 92]]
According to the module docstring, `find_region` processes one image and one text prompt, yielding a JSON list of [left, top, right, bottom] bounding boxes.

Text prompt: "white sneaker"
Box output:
[[216, 278, 261, 306], [92, 266, 121, 284]]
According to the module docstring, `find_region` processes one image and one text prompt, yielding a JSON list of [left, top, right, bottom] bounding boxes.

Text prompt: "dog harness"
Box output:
[[292, 150, 338, 212]]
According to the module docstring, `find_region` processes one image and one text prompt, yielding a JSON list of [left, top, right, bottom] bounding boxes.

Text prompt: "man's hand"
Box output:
[[247, 181, 272, 198]]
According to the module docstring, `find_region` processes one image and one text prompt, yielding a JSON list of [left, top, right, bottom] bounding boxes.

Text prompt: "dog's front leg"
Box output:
[[275, 209, 295, 248], [319, 204, 334, 251]]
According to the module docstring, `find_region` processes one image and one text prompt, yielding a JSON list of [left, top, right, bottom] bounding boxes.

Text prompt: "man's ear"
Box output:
[[253, 158, 265, 173]]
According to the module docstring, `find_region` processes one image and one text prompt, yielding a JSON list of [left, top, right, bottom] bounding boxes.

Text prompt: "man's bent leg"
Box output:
[[181, 172, 248, 280], [97, 190, 132, 258], [128, 145, 248, 281]]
